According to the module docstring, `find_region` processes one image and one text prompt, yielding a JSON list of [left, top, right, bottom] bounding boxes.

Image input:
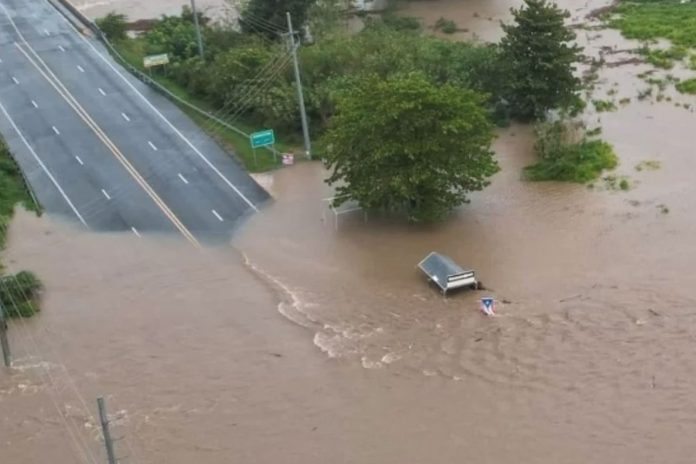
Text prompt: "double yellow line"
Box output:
[[13, 40, 200, 248]]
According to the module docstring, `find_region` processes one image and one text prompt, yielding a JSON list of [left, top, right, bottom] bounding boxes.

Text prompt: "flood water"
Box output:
[[4, 0, 696, 462], [72, 0, 231, 21]]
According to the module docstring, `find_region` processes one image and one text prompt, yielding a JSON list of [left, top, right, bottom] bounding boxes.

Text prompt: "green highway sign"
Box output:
[[250, 129, 275, 148]]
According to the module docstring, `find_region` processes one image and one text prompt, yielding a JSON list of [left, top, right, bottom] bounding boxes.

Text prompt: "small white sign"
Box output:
[[282, 153, 294, 166], [143, 53, 170, 68]]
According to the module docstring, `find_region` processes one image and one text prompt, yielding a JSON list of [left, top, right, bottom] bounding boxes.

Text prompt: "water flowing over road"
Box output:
[[3, 0, 696, 462]]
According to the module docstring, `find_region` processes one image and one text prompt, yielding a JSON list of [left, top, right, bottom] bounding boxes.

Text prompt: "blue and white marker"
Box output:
[[480, 297, 495, 316]]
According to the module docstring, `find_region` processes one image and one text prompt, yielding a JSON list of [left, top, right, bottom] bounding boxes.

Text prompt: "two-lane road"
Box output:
[[0, 0, 269, 244]]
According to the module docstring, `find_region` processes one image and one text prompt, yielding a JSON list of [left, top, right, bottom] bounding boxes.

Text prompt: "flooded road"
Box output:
[[4, 0, 696, 462]]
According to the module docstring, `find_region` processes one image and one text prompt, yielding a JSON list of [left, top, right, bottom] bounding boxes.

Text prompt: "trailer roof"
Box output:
[[417, 252, 473, 292]]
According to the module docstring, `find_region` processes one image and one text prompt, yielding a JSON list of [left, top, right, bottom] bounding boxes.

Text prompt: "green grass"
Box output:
[[525, 140, 618, 183], [0, 141, 38, 248], [609, 1, 696, 49], [638, 45, 688, 69], [676, 77, 696, 94], [112, 39, 288, 172], [0, 140, 42, 318], [593, 99, 617, 112]]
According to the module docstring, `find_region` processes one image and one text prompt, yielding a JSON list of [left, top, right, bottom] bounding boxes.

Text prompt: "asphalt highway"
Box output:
[[0, 0, 270, 245]]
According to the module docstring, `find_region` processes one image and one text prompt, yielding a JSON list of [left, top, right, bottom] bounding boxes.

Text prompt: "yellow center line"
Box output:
[[13, 41, 201, 248]]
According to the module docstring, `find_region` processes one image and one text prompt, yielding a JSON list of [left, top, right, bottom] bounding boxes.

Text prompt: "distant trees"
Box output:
[[500, 0, 583, 120], [95, 12, 128, 41], [146, 7, 209, 59], [239, 0, 315, 37], [321, 73, 498, 222]]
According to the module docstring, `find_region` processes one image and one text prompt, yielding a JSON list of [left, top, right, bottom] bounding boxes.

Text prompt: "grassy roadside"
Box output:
[[112, 38, 291, 172], [0, 139, 42, 318]]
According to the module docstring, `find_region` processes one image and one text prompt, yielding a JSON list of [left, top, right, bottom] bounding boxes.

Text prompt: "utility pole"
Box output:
[[0, 299, 10, 368], [97, 397, 117, 464], [190, 0, 205, 59], [286, 12, 312, 159]]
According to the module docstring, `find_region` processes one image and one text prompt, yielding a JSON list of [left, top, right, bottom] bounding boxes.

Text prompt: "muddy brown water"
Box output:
[[72, 0, 231, 21], [4, 0, 696, 462]]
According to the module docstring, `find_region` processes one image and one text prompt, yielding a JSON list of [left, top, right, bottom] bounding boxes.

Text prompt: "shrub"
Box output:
[[593, 99, 617, 112], [382, 14, 421, 31], [676, 78, 696, 94], [525, 121, 618, 183], [0, 271, 42, 318], [96, 12, 128, 41], [435, 17, 458, 34]]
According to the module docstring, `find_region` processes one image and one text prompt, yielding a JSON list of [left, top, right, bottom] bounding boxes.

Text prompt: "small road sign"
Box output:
[[143, 54, 170, 68], [480, 297, 495, 316], [250, 129, 275, 149]]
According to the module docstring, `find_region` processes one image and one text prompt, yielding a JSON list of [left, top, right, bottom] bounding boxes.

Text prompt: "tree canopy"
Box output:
[[240, 0, 314, 37], [321, 73, 498, 222], [500, 0, 583, 120]]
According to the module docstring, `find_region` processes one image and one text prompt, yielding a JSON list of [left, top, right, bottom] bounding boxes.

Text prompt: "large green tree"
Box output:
[[321, 73, 498, 222], [500, 0, 582, 120]]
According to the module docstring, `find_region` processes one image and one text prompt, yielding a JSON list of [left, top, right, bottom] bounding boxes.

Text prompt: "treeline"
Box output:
[[97, 2, 576, 136], [98, 0, 617, 221]]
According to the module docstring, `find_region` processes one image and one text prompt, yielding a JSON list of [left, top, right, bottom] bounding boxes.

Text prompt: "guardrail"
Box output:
[[51, 0, 278, 160]]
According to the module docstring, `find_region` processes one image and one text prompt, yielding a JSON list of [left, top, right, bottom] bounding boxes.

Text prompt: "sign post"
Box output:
[[143, 54, 170, 76], [249, 129, 276, 167]]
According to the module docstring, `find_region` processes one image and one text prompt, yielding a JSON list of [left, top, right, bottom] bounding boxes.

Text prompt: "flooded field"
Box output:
[[71, 0, 231, 20], [4, 0, 696, 462]]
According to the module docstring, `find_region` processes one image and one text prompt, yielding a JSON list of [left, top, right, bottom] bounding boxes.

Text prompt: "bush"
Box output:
[[435, 17, 458, 34], [0, 271, 42, 318], [592, 99, 617, 112], [96, 12, 128, 41], [676, 78, 696, 94], [525, 121, 618, 183], [381, 14, 421, 31]]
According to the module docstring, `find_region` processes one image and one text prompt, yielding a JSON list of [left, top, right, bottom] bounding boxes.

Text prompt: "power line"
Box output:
[[0, 222, 145, 464], [0, 276, 98, 464]]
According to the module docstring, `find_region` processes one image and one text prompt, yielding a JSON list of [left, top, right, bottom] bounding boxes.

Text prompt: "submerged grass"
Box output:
[[593, 99, 617, 112], [638, 45, 688, 69], [609, 1, 696, 49], [676, 77, 696, 94], [525, 140, 617, 182]]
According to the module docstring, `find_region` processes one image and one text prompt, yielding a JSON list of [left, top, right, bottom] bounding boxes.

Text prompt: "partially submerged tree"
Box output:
[[321, 73, 498, 222], [500, 0, 583, 120]]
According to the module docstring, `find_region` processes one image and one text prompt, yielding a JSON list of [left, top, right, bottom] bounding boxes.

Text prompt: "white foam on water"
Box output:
[[242, 252, 319, 330], [380, 352, 401, 364], [361, 357, 383, 369], [313, 332, 344, 358]]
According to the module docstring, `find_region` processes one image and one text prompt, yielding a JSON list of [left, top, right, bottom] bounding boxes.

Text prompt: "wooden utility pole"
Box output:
[[190, 0, 205, 59], [98, 397, 117, 464], [286, 12, 311, 159], [0, 299, 10, 368]]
